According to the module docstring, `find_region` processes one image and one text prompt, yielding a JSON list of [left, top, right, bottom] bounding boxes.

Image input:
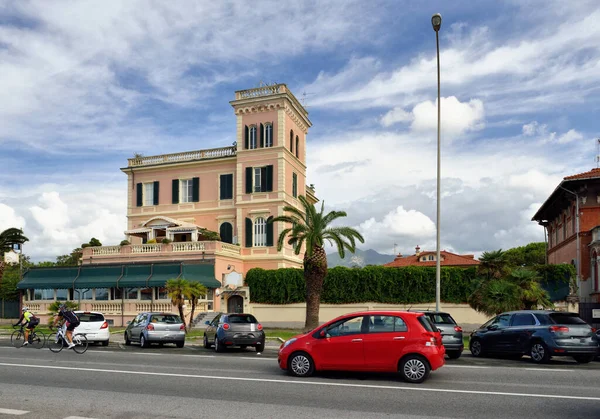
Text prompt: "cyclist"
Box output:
[[13, 306, 40, 346], [52, 304, 80, 349]]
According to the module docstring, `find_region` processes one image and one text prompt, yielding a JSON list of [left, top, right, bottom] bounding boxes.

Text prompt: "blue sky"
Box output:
[[1, 0, 599, 261]]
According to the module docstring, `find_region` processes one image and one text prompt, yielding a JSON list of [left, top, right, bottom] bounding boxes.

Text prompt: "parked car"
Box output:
[[73, 311, 110, 346], [415, 311, 463, 359], [203, 313, 265, 352], [124, 312, 185, 348], [277, 311, 445, 384], [469, 310, 599, 364], [596, 328, 600, 360]]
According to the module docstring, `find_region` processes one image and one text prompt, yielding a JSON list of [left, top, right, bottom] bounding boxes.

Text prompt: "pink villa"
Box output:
[[18, 84, 317, 326]]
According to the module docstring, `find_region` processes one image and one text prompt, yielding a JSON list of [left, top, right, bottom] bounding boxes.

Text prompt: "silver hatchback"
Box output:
[[124, 312, 186, 348]]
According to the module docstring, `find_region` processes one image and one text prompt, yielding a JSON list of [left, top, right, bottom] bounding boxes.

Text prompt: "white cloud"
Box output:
[[411, 96, 485, 136], [0, 203, 26, 232], [359, 206, 435, 238], [522, 121, 546, 136], [557, 129, 584, 144], [380, 107, 412, 127]]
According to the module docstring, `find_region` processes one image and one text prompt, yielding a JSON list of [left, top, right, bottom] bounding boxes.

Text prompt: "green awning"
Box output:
[[118, 265, 151, 288], [17, 267, 79, 290], [181, 263, 220, 288], [147, 264, 182, 287], [74, 266, 122, 289]]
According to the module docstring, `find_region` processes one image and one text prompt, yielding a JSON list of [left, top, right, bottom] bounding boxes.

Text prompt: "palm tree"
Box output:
[[270, 196, 364, 331], [468, 279, 521, 316], [508, 268, 553, 310], [478, 249, 508, 280], [187, 281, 207, 328], [0, 228, 29, 285], [166, 278, 191, 331]]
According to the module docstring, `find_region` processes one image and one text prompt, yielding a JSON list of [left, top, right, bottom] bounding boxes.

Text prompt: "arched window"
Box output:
[[295, 135, 299, 158], [249, 125, 257, 149], [254, 217, 266, 247], [290, 129, 294, 153], [563, 215, 567, 240], [219, 222, 233, 244], [572, 206, 576, 235], [265, 124, 273, 147]]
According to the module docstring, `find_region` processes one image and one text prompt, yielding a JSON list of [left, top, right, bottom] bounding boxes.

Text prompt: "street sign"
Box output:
[[3, 250, 19, 264], [592, 309, 600, 319]]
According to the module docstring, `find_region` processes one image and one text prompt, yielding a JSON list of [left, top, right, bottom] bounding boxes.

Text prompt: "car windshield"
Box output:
[[548, 313, 587, 325], [228, 314, 258, 324], [150, 314, 182, 324], [77, 313, 104, 322], [427, 313, 455, 325]]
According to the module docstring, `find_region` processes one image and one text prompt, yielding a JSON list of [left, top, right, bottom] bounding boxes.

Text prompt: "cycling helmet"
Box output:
[[21, 306, 29, 312], [58, 304, 66, 311]]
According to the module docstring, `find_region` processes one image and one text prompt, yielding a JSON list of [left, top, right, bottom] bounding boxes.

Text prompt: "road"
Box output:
[[0, 340, 599, 419]]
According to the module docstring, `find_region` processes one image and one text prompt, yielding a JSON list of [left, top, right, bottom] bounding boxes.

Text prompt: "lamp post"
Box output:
[[432, 13, 442, 311]]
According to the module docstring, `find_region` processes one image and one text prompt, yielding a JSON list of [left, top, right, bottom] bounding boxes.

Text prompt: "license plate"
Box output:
[[580, 338, 586, 343]]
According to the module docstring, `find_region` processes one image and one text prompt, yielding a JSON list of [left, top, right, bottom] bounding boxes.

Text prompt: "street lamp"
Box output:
[[432, 13, 442, 311]]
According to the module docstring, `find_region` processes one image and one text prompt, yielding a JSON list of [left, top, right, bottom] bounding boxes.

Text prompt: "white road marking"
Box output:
[[444, 365, 491, 369], [0, 362, 597, 402], [63, 417, 98, 419], [444, 365, 574, 372], [0, 407, 29, 415], [240, 357, 275, 361], [524, 368, 574, 372], [180, 354, 215, 358]]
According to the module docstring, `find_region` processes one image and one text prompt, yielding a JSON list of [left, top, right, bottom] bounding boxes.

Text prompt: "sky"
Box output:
[[1, 0, 599, 262]]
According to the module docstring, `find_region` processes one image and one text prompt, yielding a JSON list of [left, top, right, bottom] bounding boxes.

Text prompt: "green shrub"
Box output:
[[120, 240, 130, 246], [146, 239, 157, 244], [161, 238, 172, 244]]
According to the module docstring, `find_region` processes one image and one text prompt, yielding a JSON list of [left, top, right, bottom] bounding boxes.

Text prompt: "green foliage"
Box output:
[[477, 250, 509, 279], [147, 239, 157, 244], [0, 264, 21, 300], [88, 237, 102, 247], [161, 238, 172, 244], [0, 228, 29, 256], [198, 229, 220, 241], [120, 240, 131, 246], [56, 248, 82, 266], [469, 279, 522, 316], [536, 263, 575, 300], [504, 242, 546, 267], [246, 266, 477, 305]]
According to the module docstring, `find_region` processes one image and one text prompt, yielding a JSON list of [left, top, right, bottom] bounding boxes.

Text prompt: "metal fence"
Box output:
[[0, 299, 19, 319], [579, 302, 600, 328]]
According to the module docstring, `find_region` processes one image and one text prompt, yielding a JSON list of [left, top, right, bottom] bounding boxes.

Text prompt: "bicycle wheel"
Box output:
[[48, 333, 64, 353], [11, 330, 24, 348], [30, 331, 45, 349], [72, 334, 88, 354]]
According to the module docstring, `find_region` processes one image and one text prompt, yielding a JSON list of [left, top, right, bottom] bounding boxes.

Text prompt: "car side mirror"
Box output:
[[126, 321, 131, 325], [205, 320, 210, 325], [319, 329, 326, 338]]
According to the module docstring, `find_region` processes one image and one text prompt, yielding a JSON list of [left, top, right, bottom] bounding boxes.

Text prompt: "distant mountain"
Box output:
[[326, 248, 395, 268]]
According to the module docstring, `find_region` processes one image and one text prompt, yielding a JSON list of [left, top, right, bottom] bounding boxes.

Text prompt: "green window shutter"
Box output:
[[260, 167, 267, 192], [153, 181, 159, 205], [292, 173, 297, 198], [245, 218, 253, 247], [260, 123, 264, 148], [266, 216, 274, 247], [245, 167, 253, 193], [244, 125, 249, 149], [220, 174, 233, 200], [136, 183, 143, 207], [227, 174, 233, 199], [290, 130, 294, 152], [192, 177, 200, 202], [296, 136, 299, 158], [172, 179, 179, 204], [266, 165, 273, 192], [219, 222, 233, 244]]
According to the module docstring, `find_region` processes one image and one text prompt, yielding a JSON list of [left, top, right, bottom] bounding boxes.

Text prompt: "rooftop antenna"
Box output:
[[301, 91, 315, 107], [393, 243, 398, 255]]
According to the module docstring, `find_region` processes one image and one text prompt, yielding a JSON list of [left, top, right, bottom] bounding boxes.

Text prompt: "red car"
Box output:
[[278, 311, 445, 383]]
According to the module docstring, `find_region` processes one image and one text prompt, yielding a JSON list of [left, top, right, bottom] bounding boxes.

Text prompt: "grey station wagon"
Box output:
[[125, 312, 186, 348], [204, 313, 265, 352]]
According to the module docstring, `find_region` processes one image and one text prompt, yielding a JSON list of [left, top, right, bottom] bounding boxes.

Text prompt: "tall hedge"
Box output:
[[245, 264, 573, 305]]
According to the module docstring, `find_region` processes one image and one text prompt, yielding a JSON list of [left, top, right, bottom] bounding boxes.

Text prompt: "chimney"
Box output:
[[415, 245, 421, 256]]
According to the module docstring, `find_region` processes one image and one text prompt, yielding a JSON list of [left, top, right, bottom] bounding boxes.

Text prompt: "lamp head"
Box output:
[[431, 13, 442, 32]]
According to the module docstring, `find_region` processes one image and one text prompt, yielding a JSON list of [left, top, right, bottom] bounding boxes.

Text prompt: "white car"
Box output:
[[73, 311, 110, 346]]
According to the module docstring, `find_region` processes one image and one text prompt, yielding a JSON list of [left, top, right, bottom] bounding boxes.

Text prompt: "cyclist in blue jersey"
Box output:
[[52, 304, 80, 349]]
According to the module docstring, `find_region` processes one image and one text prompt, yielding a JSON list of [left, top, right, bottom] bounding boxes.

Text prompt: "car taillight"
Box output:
[[422, 332, 440, 346], [180, 324, 185, 330], [222, 323, 230, 330], [146, 324, 154, 331], [257, 324, 263, 331], [591, 327, 597, 333], [550, 325, 569, 333], [454, 326, 463, 332], [100, 321, 108, 329]]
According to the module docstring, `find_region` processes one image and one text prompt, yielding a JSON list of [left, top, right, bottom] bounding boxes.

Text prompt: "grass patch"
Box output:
[[264, 329, 302, 341]]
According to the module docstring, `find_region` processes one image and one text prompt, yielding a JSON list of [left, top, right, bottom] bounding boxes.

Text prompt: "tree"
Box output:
[[88, 238, 102, 247], [166, 278, 191, 332], [0, 228, 29, 287], [56, 248, 83, 266], [477, 250, 509, 280], [46, 300, 79, 327], [270, 196, 364, 330], [187, 281, 207, 328], [508, 268, 552, 310], [503, 242, 546, 267]]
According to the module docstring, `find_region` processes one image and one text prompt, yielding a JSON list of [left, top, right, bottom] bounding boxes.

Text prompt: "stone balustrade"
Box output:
[[90, 246, 121, 256], [135, 303, 173, 313], [220, 243, 242, 255], [172, 242, 206, 252], [127, 146, 236, 168], [237, 84, 281, 99], [90, 302, 122, 315], [131, 244, 163, 254]]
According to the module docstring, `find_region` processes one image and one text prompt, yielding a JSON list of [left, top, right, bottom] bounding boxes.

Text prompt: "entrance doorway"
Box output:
[[227, 295, 244, 313]]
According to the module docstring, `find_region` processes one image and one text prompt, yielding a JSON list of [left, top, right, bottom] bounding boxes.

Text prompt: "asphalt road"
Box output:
[[0, 340, 599, 419]]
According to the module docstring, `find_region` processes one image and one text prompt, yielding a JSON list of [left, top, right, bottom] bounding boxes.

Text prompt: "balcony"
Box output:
[[126, 145, 236, 168], [82, 241, 242, 265]]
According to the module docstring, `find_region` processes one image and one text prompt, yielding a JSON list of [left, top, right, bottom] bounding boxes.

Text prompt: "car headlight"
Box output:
[[283, 338, 297, 348]]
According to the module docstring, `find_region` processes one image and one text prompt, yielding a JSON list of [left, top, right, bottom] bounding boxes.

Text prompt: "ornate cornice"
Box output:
[[284, 104, 308, 133]]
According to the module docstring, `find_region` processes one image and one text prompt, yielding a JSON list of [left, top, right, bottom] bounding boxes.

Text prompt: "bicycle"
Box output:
[[11, 324, 46, 349], [48, 324, 88, 354]]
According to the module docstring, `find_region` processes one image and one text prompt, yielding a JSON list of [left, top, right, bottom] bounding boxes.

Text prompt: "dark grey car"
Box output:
[[469, 310, 599, 364], [124, 312, 185, 348], [418, 311, 464, 359], [203, 313, 265, 352]]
